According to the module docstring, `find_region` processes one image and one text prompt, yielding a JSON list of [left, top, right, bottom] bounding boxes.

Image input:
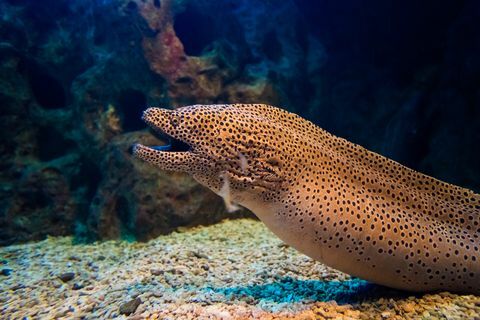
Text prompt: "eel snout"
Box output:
[[132, 107, 195, 172]]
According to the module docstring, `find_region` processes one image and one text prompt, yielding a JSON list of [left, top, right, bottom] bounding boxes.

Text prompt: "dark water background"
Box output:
[[0, 0, 479, 245]]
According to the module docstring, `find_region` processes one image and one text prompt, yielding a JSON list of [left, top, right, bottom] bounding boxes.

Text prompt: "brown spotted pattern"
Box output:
[[134, 104, 480, 293]]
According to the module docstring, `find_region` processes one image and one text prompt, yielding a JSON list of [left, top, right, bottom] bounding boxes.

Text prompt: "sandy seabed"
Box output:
[[1, 218, 479, 320]]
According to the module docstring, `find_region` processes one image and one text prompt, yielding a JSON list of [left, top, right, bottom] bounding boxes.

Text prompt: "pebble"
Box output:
[[58, 272, 75, 282], [119, 297, 142, 315], [72, 283, 84, 290], [1, 268, 12, 276], [191, 251, 209, 259], [401, 302, 416, 313], [151, 269, 163, 276]]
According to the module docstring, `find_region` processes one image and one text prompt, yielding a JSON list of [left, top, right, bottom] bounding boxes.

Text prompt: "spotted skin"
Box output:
[[133, 104, 480, 293]]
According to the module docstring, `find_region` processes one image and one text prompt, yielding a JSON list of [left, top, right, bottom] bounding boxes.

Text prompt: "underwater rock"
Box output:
[[119, 297, 142, 315], [1, 163, 77, 245], [58, 272, 75, 282], [137, 0, 221, 104], [1, 268, 12, 276], [134, 0, 303, 106], [72, 283, 84, 290], [0, 0, 254, 244], [0, 0, 478, 245]]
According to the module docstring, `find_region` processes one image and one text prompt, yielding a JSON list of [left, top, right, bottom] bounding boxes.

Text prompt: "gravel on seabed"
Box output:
[[1, 218, 479, 319]]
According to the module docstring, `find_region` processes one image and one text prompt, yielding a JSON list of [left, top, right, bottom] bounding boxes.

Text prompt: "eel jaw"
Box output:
[[132, 143, 196, 172], [132, 107, 195, 172]]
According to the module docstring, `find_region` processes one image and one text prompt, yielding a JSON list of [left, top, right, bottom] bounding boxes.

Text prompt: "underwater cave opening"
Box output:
[[117, 89, 147, 132], [27, 63, 67, 109], [174, 3, 217, 56], [19, 188, 52, 211]]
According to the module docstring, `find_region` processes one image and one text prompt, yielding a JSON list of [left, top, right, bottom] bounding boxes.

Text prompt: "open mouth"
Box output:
[[132, 107, 196, 171], [147, 128, 191, 152]]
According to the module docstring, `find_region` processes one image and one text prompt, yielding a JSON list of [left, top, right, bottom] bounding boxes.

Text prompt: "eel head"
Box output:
[[133, 104, 290, 207]]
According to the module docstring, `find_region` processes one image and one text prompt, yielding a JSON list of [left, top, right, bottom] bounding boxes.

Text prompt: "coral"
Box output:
[[136, 0, 224, 104], [134, 0, 300, 106], [102, 104, 122, 134]]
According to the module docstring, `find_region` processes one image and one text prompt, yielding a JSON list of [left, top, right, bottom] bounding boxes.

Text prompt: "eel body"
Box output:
[[133, 104, 480, 294]]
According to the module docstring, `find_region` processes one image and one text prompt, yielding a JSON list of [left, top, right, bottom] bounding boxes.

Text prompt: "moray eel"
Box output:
[[133, 104, 480, 294]]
